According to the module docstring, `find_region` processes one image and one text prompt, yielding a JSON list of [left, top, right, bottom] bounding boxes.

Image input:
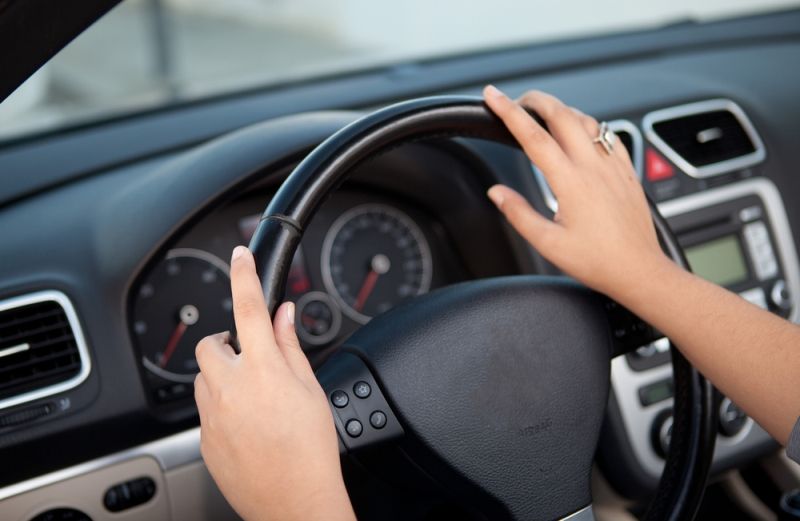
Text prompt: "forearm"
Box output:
[[611, 255, 800, 444]]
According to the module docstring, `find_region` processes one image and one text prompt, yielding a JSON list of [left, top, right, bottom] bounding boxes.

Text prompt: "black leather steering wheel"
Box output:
[[248, 96, 716, 520]]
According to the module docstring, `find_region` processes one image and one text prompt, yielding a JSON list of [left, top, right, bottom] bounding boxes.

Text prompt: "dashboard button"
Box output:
[[739, 205, 762, 223], [651, 410, 673, 458], [739, 287, 768, 309], [771, 279, 792, 311], [369, 411, 387, 429], [353, 381, 371, 399], [744, 222, 779, 280], [30, 508, 92, 521], [645, 148, 674, 182], [345, 419, 363, 438], [718, 397, 748, 437], [331, 390, 349, 408]]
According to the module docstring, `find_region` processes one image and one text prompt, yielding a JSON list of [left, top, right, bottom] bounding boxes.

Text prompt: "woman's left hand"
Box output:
[[194, 245, 355, 521]]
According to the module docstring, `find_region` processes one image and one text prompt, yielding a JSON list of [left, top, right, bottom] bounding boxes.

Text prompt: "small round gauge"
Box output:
[[321, 204, 433, 324], [295, 291, 342, 346], [132, 248, 232, 383]]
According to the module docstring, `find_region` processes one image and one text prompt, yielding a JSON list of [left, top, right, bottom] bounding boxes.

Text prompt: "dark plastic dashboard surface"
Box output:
[[0, 9, 798, 497]]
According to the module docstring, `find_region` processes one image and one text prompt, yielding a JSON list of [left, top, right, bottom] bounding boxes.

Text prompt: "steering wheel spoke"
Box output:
[[605, 298, 663, 357], [317, 352, 404, 454]]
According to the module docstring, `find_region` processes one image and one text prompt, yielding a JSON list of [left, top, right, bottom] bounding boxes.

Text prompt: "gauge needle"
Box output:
[[160, 322, 187, 368], [160, 304, 199, 368], [353, 254, 391, 312]]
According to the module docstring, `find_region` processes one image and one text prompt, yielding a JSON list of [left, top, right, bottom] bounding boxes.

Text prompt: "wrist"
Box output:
[[296, 476, 355, 521], [604, 252, 682, 311]]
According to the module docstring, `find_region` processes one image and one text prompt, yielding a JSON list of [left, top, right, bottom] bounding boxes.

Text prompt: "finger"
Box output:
[[518, 91, 596, 159], [273, 302, 316, 384], [487, 185, 560, 255], [229, 246, 282, 362], [483, 85, 571, 193], [195, 331, 236, 382], [570, 108, 598, 139], [570, 107, 634, 170]]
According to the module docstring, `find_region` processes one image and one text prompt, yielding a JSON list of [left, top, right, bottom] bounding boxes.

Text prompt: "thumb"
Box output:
[[487, 185, 560, 255]]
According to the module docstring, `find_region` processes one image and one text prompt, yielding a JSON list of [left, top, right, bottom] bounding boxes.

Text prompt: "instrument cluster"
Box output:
[[129, 190, 457, 406]]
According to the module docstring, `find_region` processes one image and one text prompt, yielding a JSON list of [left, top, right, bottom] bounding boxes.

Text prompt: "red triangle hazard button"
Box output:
[[646, 148, 674, 182]]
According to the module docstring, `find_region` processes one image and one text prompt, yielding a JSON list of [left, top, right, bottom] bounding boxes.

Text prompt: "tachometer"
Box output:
[[321, 204, 432, 324], [132, 248, 232, 383]]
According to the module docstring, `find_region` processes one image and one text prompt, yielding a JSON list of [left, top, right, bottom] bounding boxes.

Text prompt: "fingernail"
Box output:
[[231, 245, 247, 262], [487, 187, 505, 208], [484, 84, 505, 99], [286, 302, 295, 326]]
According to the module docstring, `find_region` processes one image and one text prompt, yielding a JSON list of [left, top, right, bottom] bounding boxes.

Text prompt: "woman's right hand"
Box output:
[[483, 86, 674, 301]]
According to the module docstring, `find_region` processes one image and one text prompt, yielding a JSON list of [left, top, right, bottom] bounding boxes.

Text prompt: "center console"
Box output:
[[611, 177, 800, 483], [540, 98, 800, 492]]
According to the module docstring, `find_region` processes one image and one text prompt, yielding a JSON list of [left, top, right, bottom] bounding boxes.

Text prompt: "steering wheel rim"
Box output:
[[248, 95, 716, 520]]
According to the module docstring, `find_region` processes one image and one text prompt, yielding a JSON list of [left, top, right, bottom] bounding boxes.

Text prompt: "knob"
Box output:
[[718, 397, 748, 437], [772, 279, 792, 311], [651, 410, 673, 458], [779, 489, 800, 520]]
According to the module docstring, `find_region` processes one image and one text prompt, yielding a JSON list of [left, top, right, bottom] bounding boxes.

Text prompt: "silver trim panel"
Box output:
[[611, 178, 800, 478], [0, 290, 92, 411], [0, 427, 201, 502], [534, 119, 643, 213], [642, 99, 767, 179], [560, 505, 595, 521]]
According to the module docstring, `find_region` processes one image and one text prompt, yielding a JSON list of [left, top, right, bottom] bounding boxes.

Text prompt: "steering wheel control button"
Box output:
[[369, 411, 387, 429], [718, 397, 748, 437], [318, 352, 404, 452], [331, 390, 349, 408], [345, 419, 363, 438], [353, 381, 371, 398]]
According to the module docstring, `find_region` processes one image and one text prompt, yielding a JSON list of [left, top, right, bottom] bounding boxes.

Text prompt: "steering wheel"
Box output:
[[248, 96, 716, 521]]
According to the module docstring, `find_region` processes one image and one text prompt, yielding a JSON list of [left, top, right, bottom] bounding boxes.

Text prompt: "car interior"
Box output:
[[1, 1, 800, 520]]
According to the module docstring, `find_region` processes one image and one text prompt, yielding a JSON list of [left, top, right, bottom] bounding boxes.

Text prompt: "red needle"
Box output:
[[160, 321, 188, 368], [353, 270, 380, 312]]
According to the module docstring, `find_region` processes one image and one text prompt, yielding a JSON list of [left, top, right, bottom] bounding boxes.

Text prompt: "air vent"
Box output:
[[0, 291, 91, 410], [643, 99, 765, 178], [533, 119, 643, 213]]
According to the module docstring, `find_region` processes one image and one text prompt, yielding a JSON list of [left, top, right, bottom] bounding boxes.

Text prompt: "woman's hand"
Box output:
[[483, 86, 672, 301], [194, 246, 355, 521]]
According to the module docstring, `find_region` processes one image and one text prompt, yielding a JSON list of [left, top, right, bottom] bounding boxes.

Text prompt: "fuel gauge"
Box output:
[[295, 292, 342, 347]]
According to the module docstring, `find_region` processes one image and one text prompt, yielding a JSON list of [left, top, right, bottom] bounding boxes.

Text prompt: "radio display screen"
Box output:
[[684, 235, 749, 287]]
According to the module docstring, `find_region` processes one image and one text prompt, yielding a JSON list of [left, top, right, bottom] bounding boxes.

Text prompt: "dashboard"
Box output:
[[130, 188, 480, 407], [1, 9, 800, 520]]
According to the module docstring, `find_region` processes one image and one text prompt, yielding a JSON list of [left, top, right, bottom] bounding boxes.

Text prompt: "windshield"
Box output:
[[0, 0, 796, 142]]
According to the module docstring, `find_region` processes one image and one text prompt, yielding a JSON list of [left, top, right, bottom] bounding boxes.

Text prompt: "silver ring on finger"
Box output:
[[592, 121, 615, 155]]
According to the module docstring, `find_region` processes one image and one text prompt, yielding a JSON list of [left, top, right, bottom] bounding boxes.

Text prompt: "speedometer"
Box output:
[[321, 204, 432, 324], [132, 248, 232, 383]]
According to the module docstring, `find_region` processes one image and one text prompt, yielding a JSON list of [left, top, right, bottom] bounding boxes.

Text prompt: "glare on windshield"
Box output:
[[0, 0, 794, 142]]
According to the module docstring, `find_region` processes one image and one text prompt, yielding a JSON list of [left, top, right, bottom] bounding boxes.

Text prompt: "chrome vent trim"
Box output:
[[533, 119, 643, 213], [0, 290, 92, 411], [643, 98, 766, 179]]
